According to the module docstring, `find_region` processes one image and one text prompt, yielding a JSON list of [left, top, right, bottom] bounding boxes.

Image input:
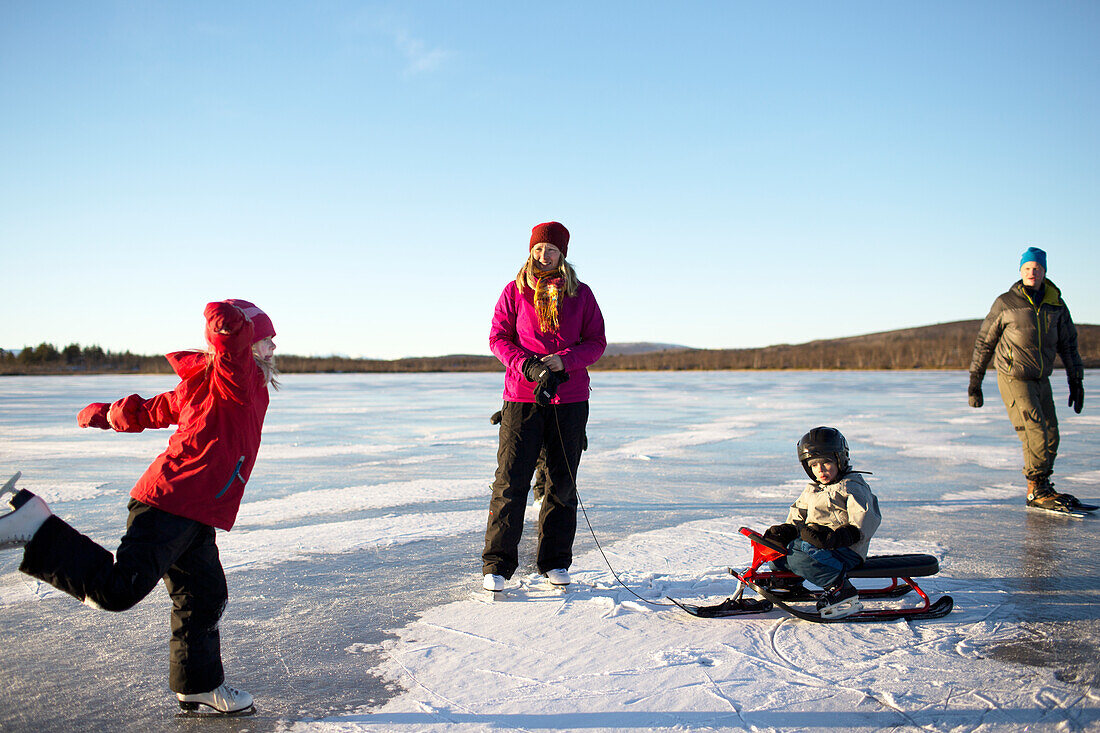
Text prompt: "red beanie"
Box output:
[[529, 221, 570, 258], [225, 299, 276, 342]]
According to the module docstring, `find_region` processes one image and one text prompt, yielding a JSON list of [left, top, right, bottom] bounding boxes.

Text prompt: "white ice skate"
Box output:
[[545, 568, 571, 586], [0, 473, 52, 550], [483, 573, 505, 592], [176, 683, 255, 716], [816, 583, 863, 620]]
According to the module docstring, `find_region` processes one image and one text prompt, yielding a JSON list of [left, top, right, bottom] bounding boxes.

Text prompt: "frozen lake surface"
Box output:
[[1, 371, 1098, 731]]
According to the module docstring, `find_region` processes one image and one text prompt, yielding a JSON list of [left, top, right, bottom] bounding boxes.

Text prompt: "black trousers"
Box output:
[[482, 400, 589, 578], [20, 499, 227, 694]]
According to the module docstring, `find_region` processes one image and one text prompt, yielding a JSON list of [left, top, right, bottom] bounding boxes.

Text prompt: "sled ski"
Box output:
[[732, 571, 954, 623], [669, 527, 953, 623], [667, 595, 772, 618]]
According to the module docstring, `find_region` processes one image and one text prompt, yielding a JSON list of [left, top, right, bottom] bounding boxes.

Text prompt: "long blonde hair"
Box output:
[[253, 348, 281, 391], [515, 254, 579, 297], [202, 347, 281, 391]]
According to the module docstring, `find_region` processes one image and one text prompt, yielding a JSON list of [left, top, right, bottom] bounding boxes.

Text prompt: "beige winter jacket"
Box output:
[[785, 473, 882, 559]]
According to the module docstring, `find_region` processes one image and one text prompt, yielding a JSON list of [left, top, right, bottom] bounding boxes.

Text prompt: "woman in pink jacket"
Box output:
[[0, 299, 276, 717], [482, 222, 606, 592]]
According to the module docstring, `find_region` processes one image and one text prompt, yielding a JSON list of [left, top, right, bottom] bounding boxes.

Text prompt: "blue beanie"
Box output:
[[1020, 247, 1047, 270]]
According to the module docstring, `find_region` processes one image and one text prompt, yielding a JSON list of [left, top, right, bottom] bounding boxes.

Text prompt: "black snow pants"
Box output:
[[20, 499, 228, 694], [482, 400, 589, 578]]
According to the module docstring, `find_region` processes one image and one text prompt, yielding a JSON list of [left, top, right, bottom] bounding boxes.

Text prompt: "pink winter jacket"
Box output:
[[490, 280, 606, 403]]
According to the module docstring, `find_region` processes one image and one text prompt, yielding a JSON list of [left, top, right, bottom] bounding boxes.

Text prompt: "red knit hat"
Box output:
[[225, 299, 276, 342], [529, 221, 569, 257]]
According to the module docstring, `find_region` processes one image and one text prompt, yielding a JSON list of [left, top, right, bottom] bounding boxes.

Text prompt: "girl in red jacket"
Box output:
[[481, 221, 606, 592], [0, 299, 276, 717]]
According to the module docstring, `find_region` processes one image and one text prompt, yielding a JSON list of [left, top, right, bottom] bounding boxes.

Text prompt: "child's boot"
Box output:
[[0, 473, 52, 550], [816, 581, 862, 619], [177, 683, 255, 716]]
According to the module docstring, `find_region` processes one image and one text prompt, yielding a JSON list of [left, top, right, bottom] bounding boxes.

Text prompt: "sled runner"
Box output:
[[670, 527, 953, 623]]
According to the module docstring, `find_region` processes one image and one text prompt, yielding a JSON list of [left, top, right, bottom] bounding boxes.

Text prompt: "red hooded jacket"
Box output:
[[81, 302, 269, 530]]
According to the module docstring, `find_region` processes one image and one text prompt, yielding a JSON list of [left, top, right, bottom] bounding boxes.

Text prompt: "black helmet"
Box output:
[[797, 426, 850, 481]]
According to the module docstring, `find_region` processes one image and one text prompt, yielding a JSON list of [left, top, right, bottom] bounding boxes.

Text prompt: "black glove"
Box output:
[[968, 373, 984, 408], [522, 355, 570, 406], [522, 356, 548, 383], [798, 523, 834, 549], [1069, 377, 1084, 414], [490, 411, 502, 425], [534, 368, 569, 407], [830, 524, 861, 548], [763, 523, 798, 545]]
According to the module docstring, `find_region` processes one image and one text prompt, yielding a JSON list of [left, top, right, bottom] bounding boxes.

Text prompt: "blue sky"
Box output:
[[2, 2, 1098, 359]]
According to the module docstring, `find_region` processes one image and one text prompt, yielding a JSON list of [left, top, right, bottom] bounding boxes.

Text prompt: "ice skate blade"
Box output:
[[819, 599, 864, 620], [1026, 504, 1091, 519], [473, 583, 511, 597], [2, 472, 23, 500], [177, 702, 256, 718]]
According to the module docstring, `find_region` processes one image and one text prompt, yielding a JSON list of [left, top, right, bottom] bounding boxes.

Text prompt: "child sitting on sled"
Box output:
[[762, 426, 882, 619]]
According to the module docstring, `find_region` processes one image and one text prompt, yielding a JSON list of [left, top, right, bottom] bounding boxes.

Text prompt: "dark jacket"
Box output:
[[969, 279, 1083, 382]]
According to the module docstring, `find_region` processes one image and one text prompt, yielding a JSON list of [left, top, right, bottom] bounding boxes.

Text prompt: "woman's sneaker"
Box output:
[[0, 473, 52, 550], [545, 568, 571, 586], [816, 582, 862, 619], [177, 683, 255, 716], [483, 574, 505, 592]]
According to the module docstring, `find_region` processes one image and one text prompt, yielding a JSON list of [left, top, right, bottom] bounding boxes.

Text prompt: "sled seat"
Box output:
[[850, 554, 939, 578]]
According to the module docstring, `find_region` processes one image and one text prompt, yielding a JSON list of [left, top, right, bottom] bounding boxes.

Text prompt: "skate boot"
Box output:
[[816, 581, 862, 619], [177, 683, 255, 716], [0, 473, 52, 550], [1028, 478, 1098, 513], [544, 568, 571, 586], [483, 573, 505, 592]]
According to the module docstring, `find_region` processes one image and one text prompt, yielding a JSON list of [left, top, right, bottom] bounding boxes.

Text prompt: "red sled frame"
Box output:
[[728, 527, 953, 622]]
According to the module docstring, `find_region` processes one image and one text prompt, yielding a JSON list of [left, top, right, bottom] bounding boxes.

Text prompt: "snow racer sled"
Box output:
[[669, 527, 953, 623]]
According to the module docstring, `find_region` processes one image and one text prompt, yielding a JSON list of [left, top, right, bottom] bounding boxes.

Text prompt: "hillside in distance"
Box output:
[[3, 322, 1097, 374], [595, 320, 1100, 371]]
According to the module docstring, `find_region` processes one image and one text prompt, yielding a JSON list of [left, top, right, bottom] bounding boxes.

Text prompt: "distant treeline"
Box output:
[[3, 320, 1097, 376], [0, 343, 176, 375], [0, 344, 503, 376]]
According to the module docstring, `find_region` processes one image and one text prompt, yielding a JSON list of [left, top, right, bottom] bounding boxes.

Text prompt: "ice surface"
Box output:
[[1, 371, 1098, 732]]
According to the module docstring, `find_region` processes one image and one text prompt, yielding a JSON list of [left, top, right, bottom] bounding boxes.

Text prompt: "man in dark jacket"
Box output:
[[968, 247, 1086, 511]]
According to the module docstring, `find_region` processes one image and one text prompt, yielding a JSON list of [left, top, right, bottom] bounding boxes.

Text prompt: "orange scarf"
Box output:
[[527, 266, 563, 333]]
